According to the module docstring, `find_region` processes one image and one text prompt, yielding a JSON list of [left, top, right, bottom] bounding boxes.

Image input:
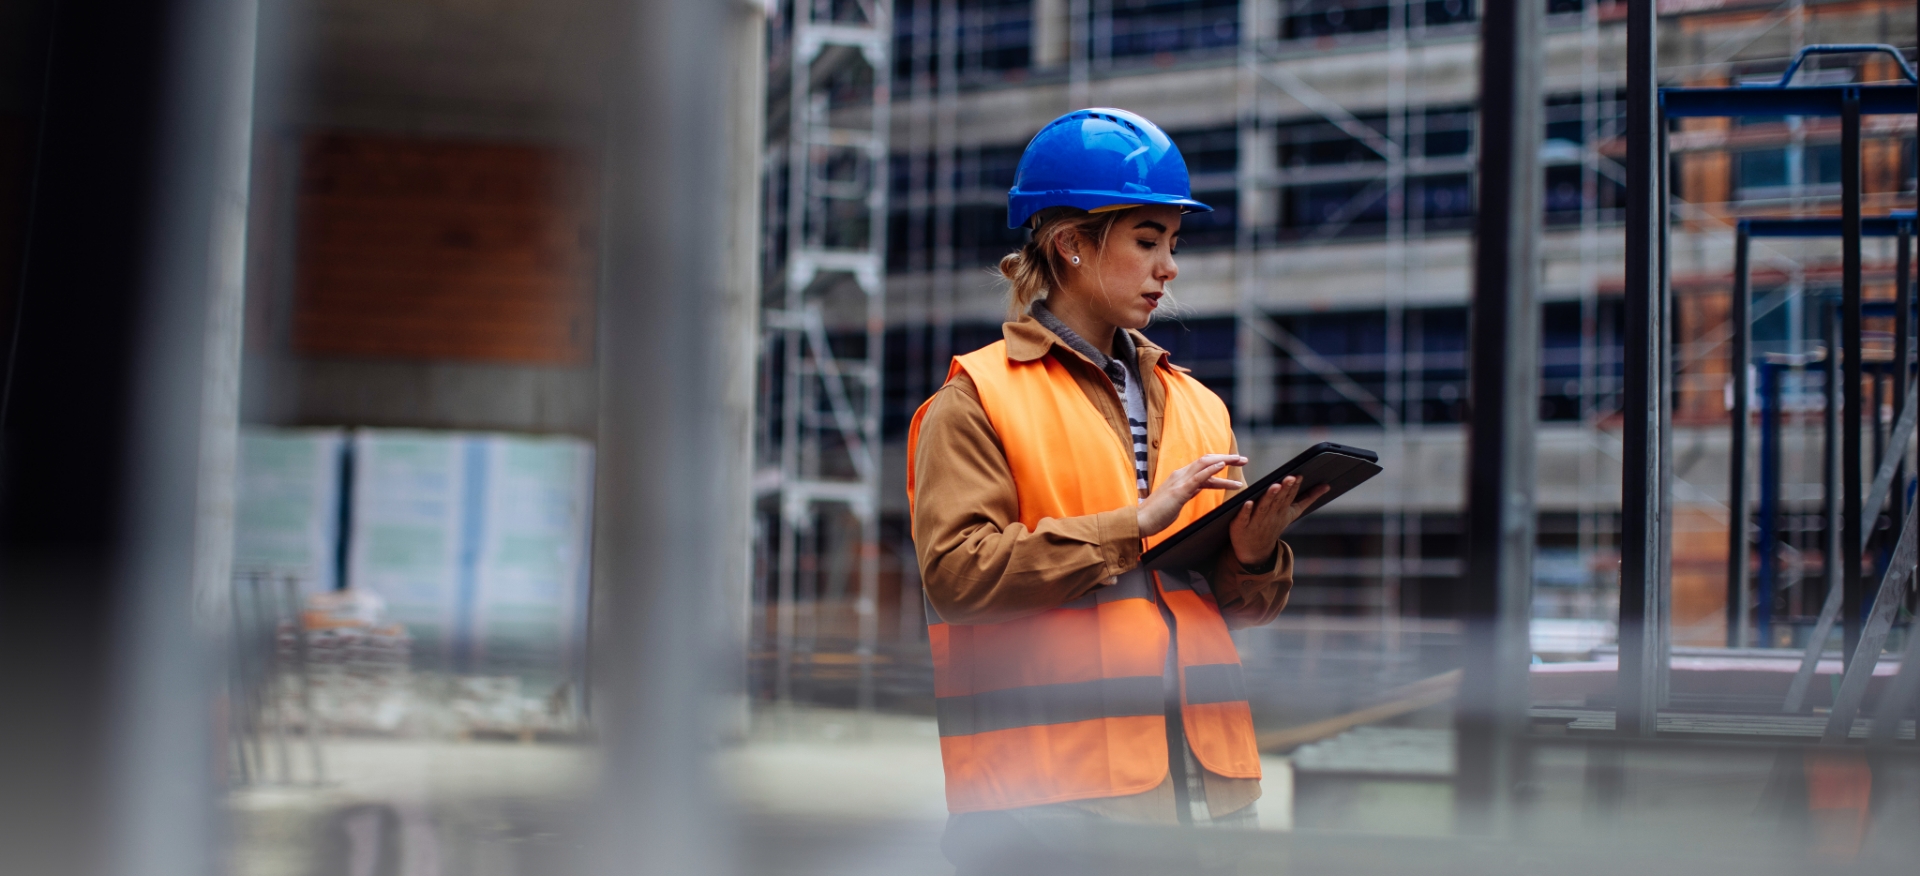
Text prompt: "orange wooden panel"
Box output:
[[292, 132, 594, 365], [1671, 505, 1730, 646]]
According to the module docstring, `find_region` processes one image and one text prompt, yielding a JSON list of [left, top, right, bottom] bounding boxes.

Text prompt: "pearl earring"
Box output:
[[1071, 256, 1081, 265]]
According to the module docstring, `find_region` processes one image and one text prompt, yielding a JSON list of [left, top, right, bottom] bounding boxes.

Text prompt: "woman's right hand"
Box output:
[[1136, 454, 1248, 538]]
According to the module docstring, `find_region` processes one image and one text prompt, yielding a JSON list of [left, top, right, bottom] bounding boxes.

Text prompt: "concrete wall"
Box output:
[[251, 356, 596, 435], [241, 0, 618, 438]]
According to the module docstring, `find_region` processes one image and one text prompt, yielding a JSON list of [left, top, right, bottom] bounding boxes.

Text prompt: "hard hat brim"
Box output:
[[1007, 190, 1213, 229]]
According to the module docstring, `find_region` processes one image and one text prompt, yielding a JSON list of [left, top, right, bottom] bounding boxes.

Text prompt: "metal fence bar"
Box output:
[[1620, 0, 1666, 733], [230, 573, 259, 786], [1454, 0, 1540, 831], [1656, 111, 1675, 711], [1618, 0, 1664, 738], [1758, 362, 1781, 643], [1896, 220, 1911, 536], [1841, 89, 1865, 661], [283, 575, 325, 784], [256, 575, 291, 783], [588, 0, 740, 869], [1729, 225, 1752, 647]]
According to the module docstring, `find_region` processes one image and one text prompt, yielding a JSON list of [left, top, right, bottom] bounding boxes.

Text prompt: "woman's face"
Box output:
[[1055, 204, 1183, 331]]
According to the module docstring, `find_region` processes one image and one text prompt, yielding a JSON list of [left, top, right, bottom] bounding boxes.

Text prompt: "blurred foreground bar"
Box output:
[[0, 0, 259, 873], [1455, 0, 1541, 832], [586, 0, 762, 874]]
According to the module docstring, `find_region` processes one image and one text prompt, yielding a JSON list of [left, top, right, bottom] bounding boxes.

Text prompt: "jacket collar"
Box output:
[[1001, 308, 1187, 374], [1029, 300, 1135, 382]]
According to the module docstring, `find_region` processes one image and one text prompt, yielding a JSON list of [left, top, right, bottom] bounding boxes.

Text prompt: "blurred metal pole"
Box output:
[[1841, 90, 1864, 662], [1454, 0, 1539, 832], [256, 576, 291, 783], [0, 0, 259, 872], [1618, 0, 1664, 738], [1894, 221, 1910, 536], [589, 0, 738, 873], [1758, 362, 1780, 644], [1728, 224, 1751, 648], [1655, 116, 1674, 711]]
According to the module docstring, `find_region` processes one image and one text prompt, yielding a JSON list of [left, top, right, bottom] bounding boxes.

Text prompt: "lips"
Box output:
[[1142, 291, 1163, 307]]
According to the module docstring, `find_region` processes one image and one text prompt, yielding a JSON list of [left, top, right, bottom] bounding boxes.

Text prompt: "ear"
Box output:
[[1050, 227, 1083, 264]]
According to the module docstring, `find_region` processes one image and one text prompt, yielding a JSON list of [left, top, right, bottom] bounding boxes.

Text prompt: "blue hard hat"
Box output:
[[1006, 108, 1212, 229]]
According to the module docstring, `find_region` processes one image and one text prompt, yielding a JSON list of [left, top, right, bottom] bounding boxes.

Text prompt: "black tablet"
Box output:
[[1140, 442, 1381, 573]]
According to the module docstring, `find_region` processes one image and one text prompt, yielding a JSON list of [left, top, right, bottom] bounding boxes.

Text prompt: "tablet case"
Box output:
[[1140, 442, 1381, 573]]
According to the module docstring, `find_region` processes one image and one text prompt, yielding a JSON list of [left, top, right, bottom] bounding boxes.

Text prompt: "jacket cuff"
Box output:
[[1094, 506, 1143, 575], [1229, 545, 1280, 576], [1218, 539, 1293, 585]]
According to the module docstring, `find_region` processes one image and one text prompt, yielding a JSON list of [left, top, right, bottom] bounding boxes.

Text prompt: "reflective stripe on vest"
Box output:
[[906, 339, 1261, 813]]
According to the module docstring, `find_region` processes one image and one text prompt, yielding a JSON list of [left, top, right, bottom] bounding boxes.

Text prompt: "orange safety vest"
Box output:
[[906, 339, 1261, 813]]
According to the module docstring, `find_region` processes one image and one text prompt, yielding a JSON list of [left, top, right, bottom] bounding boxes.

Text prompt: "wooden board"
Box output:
[[1531, 706, 1917, 741]]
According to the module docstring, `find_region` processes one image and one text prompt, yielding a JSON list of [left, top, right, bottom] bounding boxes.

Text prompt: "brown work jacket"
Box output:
[[910, 315, 1296, 822]]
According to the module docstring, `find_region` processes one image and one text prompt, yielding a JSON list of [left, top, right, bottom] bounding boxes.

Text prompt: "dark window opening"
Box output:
[[893, 0, 1034, 87], [1109, 0, 1241, 60]]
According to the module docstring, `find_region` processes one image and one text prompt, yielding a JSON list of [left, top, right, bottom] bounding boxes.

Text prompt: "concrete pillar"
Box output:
[[717, 0, 767, 741], [1033, 0, 1071, 68]]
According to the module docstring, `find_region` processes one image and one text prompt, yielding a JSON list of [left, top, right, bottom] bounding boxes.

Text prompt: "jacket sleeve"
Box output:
[[1206, 433, 1297, 630], [911, 373, 1142, 625]]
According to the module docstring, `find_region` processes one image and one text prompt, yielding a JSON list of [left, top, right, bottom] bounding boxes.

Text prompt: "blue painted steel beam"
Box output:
[[1662, 84, 1916, 117], [1757, 361, 1783, 645], [1743, 217, 1915, 238], [1802, 297, 1913, 317]]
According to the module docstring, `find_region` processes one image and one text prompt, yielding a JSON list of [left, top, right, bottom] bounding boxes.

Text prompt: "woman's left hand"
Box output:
[[1226, 476, 1330, 568]]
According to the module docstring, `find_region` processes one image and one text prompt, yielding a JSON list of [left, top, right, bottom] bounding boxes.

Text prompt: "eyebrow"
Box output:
[[1133, 220, 1168, 233]]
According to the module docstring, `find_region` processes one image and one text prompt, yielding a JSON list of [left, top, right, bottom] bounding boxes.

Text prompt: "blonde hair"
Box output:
[[996, 208, 1133, 321]]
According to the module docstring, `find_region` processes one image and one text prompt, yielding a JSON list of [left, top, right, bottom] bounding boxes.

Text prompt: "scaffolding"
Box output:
[[758, 0, 893, 712], [1233, 0, 1622, 631]]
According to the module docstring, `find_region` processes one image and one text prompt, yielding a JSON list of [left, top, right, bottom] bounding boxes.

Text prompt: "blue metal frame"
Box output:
[[1733, 214, 1917, 650], [1625, 22, 1920, 739], [1664, 44, 1918, 118], [1746, 216, 1918, 238], [1773, 45, 1919, 87], [1757, 358, 1783, 644], [1671, 41, 1915, 669], [1665, 84, 1917, 118]]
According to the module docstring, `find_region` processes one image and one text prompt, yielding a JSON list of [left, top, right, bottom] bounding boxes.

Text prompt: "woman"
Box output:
[[906, 108, 1326, 873]]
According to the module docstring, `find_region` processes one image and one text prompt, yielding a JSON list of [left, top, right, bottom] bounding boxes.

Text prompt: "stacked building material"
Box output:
[[277, 621, 415, 734]]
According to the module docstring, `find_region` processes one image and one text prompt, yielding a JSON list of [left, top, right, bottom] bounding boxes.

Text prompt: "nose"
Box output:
[[1156, 248, 1179, 283]]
